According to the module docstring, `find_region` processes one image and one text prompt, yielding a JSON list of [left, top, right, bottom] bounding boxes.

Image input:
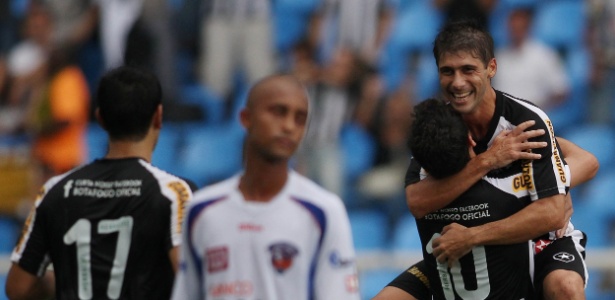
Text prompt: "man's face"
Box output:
[[246, 86, 309, 162], [437, 51, 496, 115]]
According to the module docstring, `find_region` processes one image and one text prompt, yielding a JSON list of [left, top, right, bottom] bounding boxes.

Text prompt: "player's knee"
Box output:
[[543, 270, 585, 300]]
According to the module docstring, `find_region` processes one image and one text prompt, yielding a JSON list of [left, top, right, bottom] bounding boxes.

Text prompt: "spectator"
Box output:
[[311, 0, 394, 66], [297, 47, 367, 196], [588, 0, 615, 124], [434, 0, 497, 27], [24, 46, 90, 179], [492, 7, 569, 111], [195, 0, 277, 112]]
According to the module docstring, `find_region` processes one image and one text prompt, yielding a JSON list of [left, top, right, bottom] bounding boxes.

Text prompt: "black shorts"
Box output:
[[533, 232, 588, 298], [387, 260, 431, 300]]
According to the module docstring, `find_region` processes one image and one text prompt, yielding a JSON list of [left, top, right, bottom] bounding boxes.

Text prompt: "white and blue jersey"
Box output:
[[172, 170, 360, 300]]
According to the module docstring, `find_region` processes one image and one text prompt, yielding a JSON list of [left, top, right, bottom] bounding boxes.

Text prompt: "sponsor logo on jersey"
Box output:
[[210, 280, 253, 297], [407, 265, 430, 288], [513, 160, 533, 192], [329, 250, 354, 268], [206, 246, 229, 273], [239, 223, 263, 232], [534, 239, 553, 254], [64, 180, 74, 198], [268, 242, 299, 273], [546, 120, 567, 183], [553, 252, 575, 263], [345, 274, 359, 293]]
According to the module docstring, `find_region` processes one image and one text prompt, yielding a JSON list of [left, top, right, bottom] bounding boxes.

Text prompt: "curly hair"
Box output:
[[408, 98, 471, 179]]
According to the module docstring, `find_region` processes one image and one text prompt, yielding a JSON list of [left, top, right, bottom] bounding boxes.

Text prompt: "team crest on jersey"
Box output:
[[553, 252, 575, 263], [268, 242, 299, 273], [206, 246, 229, 273]]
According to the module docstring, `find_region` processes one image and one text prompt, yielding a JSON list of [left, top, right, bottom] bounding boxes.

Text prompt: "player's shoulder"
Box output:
[[288, 170, 346, 211], [191, 175, 240, 205], [139, 160, 192, 188], [499, 90, 551, 124]]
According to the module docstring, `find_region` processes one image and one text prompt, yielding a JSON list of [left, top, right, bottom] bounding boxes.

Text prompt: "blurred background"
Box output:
[[0, 0, 614, 299]]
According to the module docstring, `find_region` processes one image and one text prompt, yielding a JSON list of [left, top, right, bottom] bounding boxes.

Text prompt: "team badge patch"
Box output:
[[206, 246, 229, 273], [268, 242, 299, 273], [553, 252, 575, 263], [329, 250, 354, 268]]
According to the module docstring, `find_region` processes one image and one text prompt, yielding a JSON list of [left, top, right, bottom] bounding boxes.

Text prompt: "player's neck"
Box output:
[[463, 89, 496, 140], [239, 158, 289, 202], [105, 140, 154, 162]]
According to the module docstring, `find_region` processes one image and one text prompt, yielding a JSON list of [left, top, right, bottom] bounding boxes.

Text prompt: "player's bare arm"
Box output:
[[169, 247, 180, 273], [557, 137, 599, 188], [433, 193, 567, 267], [407, 120, 547, 218], [5, 263, 55, 300], [555, 136, 598, 237]]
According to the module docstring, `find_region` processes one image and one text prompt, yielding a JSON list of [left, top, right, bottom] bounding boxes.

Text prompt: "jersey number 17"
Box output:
[[63, 216, 134, 300]]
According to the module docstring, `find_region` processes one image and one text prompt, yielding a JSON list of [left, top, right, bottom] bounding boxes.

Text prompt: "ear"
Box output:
[[95, 108, 107, 130], [152, 104, 163, 129], [487, 58, 497, 79], [239, 108, 250, 129]]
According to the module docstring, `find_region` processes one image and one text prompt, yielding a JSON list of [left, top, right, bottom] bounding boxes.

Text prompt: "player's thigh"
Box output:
[[534, 235, 587, 298], [542, 269, 585, 300]]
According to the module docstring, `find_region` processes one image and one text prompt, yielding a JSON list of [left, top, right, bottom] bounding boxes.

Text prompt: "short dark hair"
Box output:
[[433, 19, 495, 68], [408, 98, 470, 179], [96, 66, 162, 140]]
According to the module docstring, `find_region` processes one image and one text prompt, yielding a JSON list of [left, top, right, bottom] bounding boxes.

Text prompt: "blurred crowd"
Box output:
[[0, 0, 614, 229]]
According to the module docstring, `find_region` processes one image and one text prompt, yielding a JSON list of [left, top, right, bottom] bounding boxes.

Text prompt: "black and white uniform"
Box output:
[[407, 159, 535, 300], [402, 90, 587, 299], [11, 158, 192, 300], [475, 90, 587, 295], [386, 260, 431, 300]]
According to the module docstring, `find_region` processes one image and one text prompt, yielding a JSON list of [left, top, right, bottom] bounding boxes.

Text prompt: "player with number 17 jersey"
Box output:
[[11, 158, 192, 300]]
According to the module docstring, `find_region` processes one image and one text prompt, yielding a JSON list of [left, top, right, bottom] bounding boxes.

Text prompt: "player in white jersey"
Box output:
[[171, 74, 360, 300]]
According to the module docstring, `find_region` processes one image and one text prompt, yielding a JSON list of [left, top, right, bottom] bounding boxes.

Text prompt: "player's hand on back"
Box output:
[[482, 120, 548, 170], [432, 223, 474, 268]]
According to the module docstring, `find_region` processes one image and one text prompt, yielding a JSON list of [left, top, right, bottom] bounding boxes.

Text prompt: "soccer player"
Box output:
[[374, 98, 597, 300], [403, 20, 592, 299], [5, 66, 193, 300], [409, 99, 538, 299], [171, 74, 360, 300]]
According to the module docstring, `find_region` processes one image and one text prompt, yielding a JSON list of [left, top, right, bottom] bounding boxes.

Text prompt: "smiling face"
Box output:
[[241, 76, 309, 163], [437, 50, 497, 115]]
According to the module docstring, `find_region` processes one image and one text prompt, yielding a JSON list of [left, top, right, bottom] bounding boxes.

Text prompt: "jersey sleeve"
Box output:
[[526, 115, 568, 201], [404, 157, 423, 187], [314, 198, 361, 300], [159, 178, 193, 249], [11, 185, 54, 276]]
